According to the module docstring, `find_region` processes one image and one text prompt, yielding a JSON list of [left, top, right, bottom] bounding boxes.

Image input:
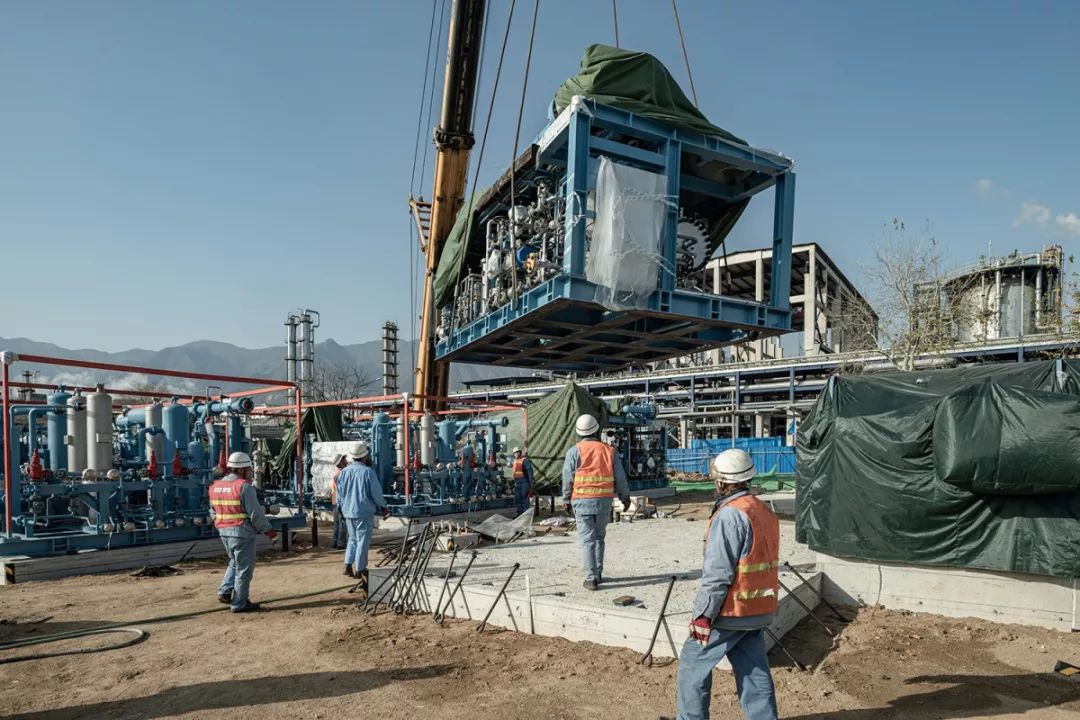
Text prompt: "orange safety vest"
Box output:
[[512, 457, 527, 480], [705, 494, 780, 618], [571, 440, 616, 500], [209, 476, 248, 529]]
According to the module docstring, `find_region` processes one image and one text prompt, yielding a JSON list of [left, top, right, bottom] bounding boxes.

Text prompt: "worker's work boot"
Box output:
[[218, 591, 234, 604], [231, 600, 261, 613], [583, 579, 598, 591], [343, 566, 355, 578]]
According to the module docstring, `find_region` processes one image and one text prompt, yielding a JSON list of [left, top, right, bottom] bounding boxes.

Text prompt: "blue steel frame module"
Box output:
[[436, 98, 795, 371]]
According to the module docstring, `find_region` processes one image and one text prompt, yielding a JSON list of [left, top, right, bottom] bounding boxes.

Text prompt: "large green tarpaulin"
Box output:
[[553, 44, 747, 145], [271, 407, 345, 478], [523, 382, 608, 494], [434, 191, 485, 308], [796, 360, 1080, 578]]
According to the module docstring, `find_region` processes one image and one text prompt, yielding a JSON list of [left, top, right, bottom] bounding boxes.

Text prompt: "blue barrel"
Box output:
[[47, 388, 71, 471]]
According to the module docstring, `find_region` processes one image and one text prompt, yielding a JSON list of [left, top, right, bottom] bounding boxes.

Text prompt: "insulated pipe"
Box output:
[[190, 398, 255, 417], [453, 416, 509, 437]]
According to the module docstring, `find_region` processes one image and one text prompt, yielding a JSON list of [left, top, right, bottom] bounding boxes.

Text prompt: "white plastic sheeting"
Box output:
[[467, 507, 536, 542], [310, 441, 353, 499], [586, 156, 672, 310]]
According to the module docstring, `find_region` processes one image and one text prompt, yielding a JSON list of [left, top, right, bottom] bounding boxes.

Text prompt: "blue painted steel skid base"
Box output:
[[436, 98, 795, 373]]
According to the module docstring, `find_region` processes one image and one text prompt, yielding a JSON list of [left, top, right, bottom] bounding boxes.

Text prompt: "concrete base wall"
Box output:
[[369, 567, 820, 667], [817, 553, 1079, 633]]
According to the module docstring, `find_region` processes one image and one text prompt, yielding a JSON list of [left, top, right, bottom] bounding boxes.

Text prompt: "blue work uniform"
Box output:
[[561, 441, 630, 584], [335, 460, 386, 573], [512, 456, 534, 515], [212, 474, 271, 610], [676, 489, 778, 720]]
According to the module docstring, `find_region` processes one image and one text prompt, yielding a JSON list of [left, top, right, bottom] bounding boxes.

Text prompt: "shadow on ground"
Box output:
[[784, 673, 1080, 719], [3, 667, 454, 720]]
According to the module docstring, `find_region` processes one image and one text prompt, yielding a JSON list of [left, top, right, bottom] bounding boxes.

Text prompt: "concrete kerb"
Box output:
[[368, 565, 822, 667]]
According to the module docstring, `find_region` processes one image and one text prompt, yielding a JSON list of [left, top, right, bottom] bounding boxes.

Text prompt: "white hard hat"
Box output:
[[512, 447, 522, 454], [711, 449, 755, 483], [331, 453, 347, 465], [348, 442, 370, 460], [575, 414, 600, 437], [106, 469, 121, 481], [227, 451, 253, 469]]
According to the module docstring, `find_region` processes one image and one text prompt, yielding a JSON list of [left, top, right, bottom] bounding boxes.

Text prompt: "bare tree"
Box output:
[[308, 362, 376, 402], [840, 219, 979, 372]]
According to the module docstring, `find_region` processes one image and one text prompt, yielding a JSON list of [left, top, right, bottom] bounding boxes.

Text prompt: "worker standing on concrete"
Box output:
[[334, 441, 388, 599], [561, 414, 630, 591], [329, 453, 349, 549], [674, 448, 780, 720], [209, 451, 277, 614], [511, 447, 533, 515]]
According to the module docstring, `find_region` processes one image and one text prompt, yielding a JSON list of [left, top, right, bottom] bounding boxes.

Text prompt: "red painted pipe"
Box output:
[[2, 362, 11, 537], [294, 386, 303, 511], [15, 353, 294, 388]]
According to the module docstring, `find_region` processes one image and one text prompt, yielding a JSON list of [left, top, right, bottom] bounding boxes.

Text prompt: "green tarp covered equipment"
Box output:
[[432, 44, 755, 310], [523, 382, 608, 494], [553, 44, 747, 145], [796, 360, 1080, 578], [271, 407, 345, 478]]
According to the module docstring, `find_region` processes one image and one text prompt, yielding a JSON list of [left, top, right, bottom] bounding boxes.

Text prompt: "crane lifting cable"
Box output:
[[670, 0, 699, 107]]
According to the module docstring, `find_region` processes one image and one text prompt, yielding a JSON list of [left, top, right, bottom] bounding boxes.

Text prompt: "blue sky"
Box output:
[[2, 0, 1077, 351]]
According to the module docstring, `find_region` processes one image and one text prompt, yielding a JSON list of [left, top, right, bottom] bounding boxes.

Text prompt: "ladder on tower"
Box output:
[[409, 196, 433, 252]]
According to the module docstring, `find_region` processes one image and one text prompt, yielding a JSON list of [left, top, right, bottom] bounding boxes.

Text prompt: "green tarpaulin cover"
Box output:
[[796, 360, 1080, 578], [271, 407, 344, 478], [434, 191, 485, 308], [524, 382, 608, 494], [553, 44, 746, 145]]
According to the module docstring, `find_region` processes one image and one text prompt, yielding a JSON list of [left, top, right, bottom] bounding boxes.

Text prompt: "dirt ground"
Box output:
[[1, 526, 1078, 720]]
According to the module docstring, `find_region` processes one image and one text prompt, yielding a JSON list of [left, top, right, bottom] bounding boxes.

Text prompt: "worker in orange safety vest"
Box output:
[[209, 451, 277, 613], [561, 414, 630, 591], [511, 447, 533, 515], [672, 448, 780, 720]]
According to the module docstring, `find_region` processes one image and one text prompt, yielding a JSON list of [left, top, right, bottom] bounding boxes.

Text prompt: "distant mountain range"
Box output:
[[0, 336, 529, 397]]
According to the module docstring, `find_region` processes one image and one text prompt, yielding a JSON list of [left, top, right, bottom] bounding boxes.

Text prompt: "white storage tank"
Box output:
[[86, 386, 113, 472], [144, 400, 164, 462], [66, 390, 87, 473], [420, 413, 436, 467]]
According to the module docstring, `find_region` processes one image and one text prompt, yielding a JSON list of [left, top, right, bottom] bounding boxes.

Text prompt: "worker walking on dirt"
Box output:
[[330, 453, 349, 549], [674, 448, 780, 720], [511, 447, 533, 515], [335, 441, 388, 599], [209, 451, 277, 613], [561, 414, 630, 591]]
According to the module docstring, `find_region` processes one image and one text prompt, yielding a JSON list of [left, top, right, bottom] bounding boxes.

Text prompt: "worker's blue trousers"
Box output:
[[513, 479, 531, 515], [332, 505, 347, 548], [574, 509, 609, 583], [343, 516, 374, 572], [676, 627, 778, 720], [218, 535, 257, 610]]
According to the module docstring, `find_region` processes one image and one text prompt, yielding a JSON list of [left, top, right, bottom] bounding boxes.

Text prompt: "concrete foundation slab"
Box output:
[[817, 553, 1080, 633], [367, 518, 819, 665]]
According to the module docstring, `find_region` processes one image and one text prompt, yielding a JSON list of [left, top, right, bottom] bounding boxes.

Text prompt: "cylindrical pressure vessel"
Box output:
[[421, 413, 436, 467], [67, 390, 87, 473], [395, 422, 406, 468], [162, 400, 189, 464], [86, 386, 113, 472], [144, 401, 164, 462], [47, 388, 71, 471]]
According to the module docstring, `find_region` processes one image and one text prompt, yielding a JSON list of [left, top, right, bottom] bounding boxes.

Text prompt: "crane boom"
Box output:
[[413, 0, 486, 412]]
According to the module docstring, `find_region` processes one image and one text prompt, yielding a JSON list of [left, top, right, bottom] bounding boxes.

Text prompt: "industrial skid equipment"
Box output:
[[434, 95, 796, 373], [0, 352, 307, 557]]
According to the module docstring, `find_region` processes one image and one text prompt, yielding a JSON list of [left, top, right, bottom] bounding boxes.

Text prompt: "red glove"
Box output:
[[265, 530, 279, 542], [382, 507, 391, 520], [689, 616, 711, 646], [527, 487, 534, 499]]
